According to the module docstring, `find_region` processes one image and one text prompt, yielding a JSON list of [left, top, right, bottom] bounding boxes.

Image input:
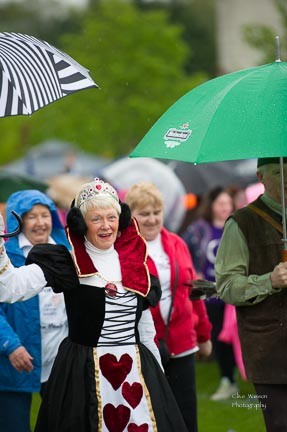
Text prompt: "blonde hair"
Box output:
[[125, 182, 164, 211]]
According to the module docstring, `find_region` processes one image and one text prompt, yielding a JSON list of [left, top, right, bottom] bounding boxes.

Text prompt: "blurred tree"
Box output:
[[242, 0, 287, 63], [135, 0, 216, 77], [169, 0, 216, 76], [0, 0, 207, 162], [0, 0, 83, 45]]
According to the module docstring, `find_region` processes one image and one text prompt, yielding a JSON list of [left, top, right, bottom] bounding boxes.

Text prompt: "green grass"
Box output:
[[196, 360, 265, 432], [31, 393, 41, 430], [31, 360, 265, 431]]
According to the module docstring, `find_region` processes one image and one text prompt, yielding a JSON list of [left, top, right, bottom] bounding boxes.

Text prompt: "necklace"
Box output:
[[96, 272, 121, 297]]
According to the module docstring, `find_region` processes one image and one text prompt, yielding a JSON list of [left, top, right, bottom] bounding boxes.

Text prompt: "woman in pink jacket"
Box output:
[[125, 182, 212, 432]]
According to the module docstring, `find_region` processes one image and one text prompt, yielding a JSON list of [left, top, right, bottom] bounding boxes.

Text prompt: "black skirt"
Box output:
[[35, 338, 188, 432]]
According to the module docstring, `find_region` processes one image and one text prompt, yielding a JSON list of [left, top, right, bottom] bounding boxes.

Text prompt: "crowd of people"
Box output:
[[0, 157, 285, 432]]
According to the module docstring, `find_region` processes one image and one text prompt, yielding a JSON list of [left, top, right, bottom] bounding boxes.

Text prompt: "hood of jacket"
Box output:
[[5, 189, 70, 266]]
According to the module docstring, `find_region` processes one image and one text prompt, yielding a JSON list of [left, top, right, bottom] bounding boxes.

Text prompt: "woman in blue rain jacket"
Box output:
[[0, 189, 70, 432]]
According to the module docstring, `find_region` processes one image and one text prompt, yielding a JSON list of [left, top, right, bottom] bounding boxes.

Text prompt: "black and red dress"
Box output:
[[27, 219, 188, 432]]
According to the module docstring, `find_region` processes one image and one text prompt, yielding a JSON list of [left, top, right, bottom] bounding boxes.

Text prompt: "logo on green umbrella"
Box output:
[[164, 123, 192, 148]]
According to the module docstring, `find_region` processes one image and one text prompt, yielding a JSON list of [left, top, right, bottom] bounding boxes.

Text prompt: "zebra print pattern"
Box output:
[[0, 32, 98, 117]]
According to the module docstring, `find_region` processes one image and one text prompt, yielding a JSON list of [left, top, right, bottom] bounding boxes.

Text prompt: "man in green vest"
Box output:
[[215, 157, 287, 432]]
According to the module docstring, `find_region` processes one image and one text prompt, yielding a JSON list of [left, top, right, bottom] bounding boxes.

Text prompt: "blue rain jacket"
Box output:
[[0, 190, 69, 392]]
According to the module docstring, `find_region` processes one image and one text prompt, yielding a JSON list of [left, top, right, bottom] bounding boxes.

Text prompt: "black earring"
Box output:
[[119, 202, 131, 230], [66, 204, 87, 236]]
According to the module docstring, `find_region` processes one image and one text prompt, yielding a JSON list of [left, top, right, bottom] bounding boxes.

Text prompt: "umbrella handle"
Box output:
[[0, 211, 23, 238]]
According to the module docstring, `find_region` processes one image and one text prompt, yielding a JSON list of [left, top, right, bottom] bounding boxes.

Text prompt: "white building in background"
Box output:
[[215, 0, 283, 72]]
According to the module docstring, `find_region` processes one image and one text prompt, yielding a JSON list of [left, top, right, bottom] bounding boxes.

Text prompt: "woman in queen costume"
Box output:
[[0, 178, 188, 432]]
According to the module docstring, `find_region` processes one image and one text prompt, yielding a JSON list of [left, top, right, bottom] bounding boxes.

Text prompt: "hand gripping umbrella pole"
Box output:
[[280, 157, 287, 262], [0, 211, 23, 238], [275, 38, 287, 262]]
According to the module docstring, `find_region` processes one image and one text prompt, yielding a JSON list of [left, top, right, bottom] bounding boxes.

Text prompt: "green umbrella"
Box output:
[[130, 61, 287, 163], [130, 54, 287, 253]]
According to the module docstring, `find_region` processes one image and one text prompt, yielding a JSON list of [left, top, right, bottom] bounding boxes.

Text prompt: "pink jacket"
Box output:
[[218, 304, 246, 380], [148, 228, 212, 355]]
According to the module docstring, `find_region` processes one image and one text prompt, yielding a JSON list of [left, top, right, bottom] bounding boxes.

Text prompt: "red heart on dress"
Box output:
[[103, 403, 130, 432], [122, 382, 143, 408], [99, 353, 133, 390], [127, 424, 149, 432]]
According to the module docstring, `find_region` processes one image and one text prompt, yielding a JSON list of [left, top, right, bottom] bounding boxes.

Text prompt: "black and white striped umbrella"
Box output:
[[0, 32, 98, 117]]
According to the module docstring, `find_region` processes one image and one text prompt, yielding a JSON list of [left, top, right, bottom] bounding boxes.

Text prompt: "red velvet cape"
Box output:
[[66, 217, 150, 297]]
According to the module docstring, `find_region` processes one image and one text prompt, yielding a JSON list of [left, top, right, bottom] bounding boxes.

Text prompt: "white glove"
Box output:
[[0, 213, 5, 248]]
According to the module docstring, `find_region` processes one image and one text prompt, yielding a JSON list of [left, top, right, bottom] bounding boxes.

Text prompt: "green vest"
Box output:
[[233, 197, 287, 384]]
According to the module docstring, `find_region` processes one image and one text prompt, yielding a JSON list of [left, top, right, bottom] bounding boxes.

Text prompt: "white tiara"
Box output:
[[77, 178, 119, 208]]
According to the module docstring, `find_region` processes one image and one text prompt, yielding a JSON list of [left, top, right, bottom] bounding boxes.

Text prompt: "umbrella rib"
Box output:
[[52, 56, 97, 94]]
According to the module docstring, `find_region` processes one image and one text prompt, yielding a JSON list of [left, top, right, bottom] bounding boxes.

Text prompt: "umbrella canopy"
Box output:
[[101, 157, 186, 232], [0, 32, 98, 117], [130, 59, 287, 251], [130, 61, 287, 163], [0, 171, 48, 202]]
